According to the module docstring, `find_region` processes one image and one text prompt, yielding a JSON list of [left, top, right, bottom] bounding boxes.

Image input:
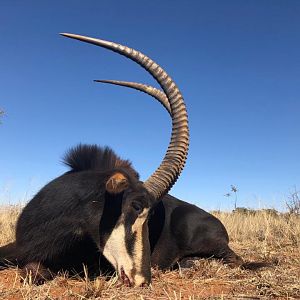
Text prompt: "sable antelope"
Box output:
[[1, 35, 244, 285], [0, 34, 189, 286]]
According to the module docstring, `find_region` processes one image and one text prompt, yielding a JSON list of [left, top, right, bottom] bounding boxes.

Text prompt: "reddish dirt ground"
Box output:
[[0, 250, 299, 300]]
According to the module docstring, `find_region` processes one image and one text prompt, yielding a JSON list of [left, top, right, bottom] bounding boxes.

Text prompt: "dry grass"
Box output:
[[0, 205, 22, 245], [0, 205, 299, 299]]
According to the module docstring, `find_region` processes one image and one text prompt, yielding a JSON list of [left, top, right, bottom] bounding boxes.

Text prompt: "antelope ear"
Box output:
[[106, 172, 129, 194]]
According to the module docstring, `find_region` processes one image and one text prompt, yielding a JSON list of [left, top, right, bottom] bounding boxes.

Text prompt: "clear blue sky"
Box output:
[[1, 1, 299, 211]]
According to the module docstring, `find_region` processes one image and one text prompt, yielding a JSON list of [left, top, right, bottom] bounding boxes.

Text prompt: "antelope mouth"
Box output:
[[120, 266, 131, 287]]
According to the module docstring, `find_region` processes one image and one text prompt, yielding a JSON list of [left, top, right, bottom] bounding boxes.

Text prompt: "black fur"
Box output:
[[148, 195, 242, 269], [63, 144, 139, 179], [0, 242, 18, 268]]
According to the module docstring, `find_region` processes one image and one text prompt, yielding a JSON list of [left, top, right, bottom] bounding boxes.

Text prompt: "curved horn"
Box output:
[[94, 79, 171, 115], [61, 33, 189, 199], [95, 80, 188, 173]]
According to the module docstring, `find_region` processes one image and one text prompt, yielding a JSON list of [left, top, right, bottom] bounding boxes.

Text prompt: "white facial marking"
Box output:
[[102, 208, 150, 286], [102, 219, 134, 274], [131, 208, 150, 279]]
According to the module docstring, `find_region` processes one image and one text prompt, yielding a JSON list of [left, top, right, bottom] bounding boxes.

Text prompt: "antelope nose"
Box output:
[[120, 267, 132, 287], [133, 274, 151, 287]]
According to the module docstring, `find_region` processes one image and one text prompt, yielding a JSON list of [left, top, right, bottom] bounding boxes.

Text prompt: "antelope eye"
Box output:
[[131, 202, 143, 213]]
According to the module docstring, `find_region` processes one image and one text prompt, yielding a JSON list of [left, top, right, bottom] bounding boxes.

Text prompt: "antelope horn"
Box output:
[[94, 80, 171, 115], [61, 33, 189, 199], [94, 80, 186, 172]]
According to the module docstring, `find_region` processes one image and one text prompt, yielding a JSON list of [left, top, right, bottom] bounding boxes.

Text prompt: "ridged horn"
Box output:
[[60, 33, 189, 199], [94, 80, 171, 115], [94, 80, 188, 173]]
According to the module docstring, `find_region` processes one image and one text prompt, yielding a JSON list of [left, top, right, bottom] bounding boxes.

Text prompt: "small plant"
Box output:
[[233, 207, 256, 215], [286, 187, 300, 215], [260, 208, 278, 216], [224, 185, 239, 210], [0, 109, 4, 124]]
